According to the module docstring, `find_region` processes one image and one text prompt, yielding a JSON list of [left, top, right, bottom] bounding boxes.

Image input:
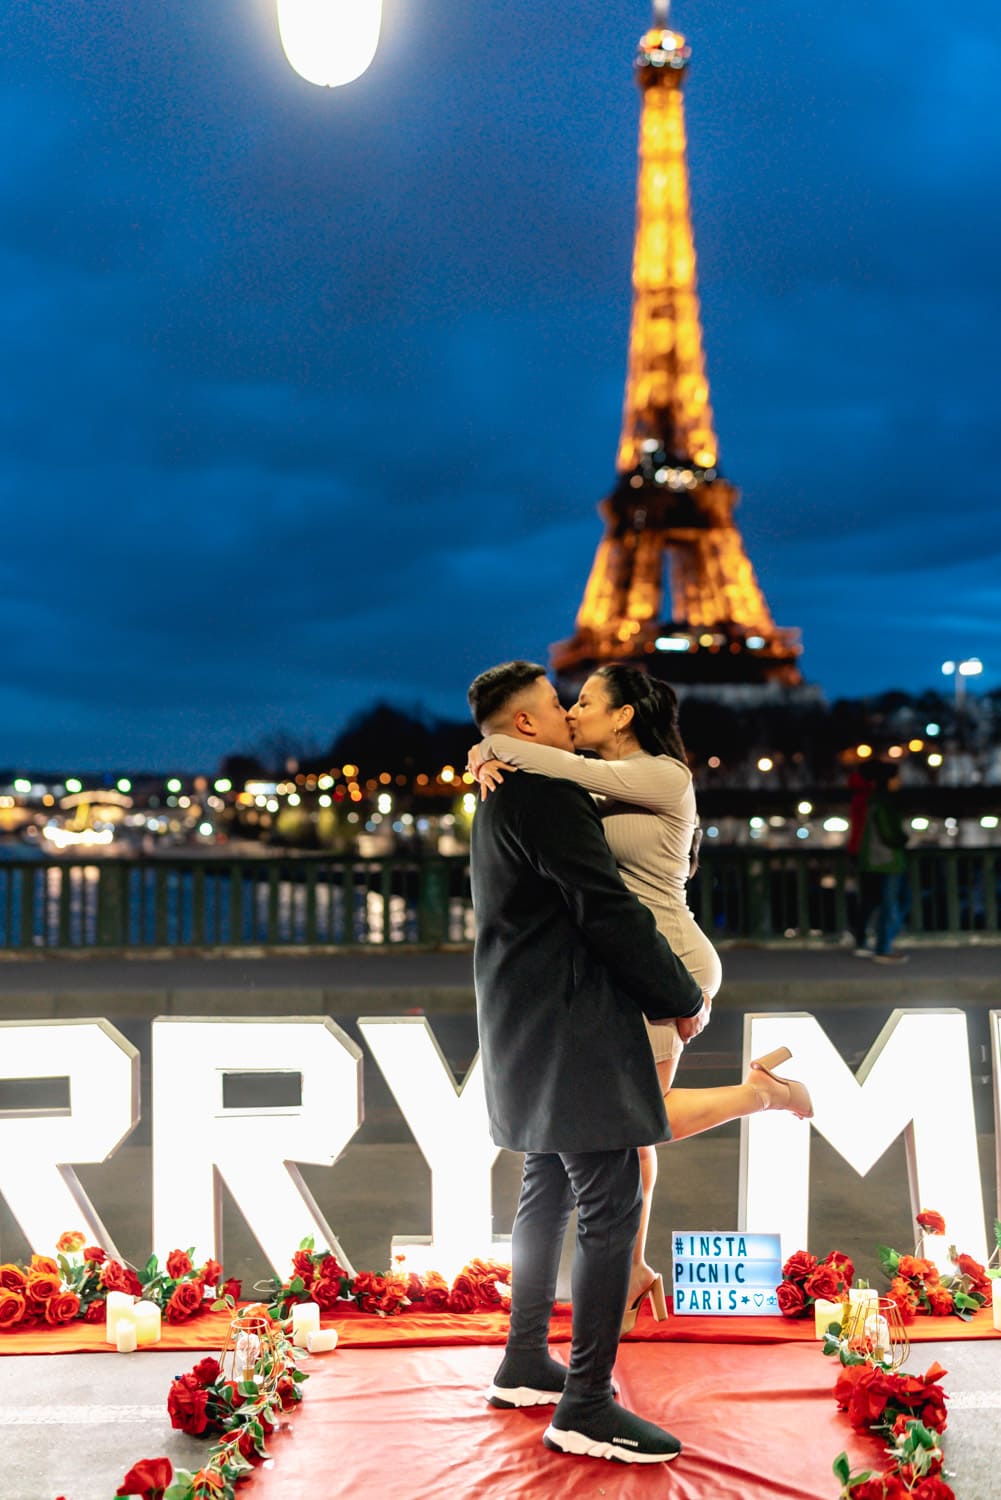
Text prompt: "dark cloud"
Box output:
[[0, 0, 998, 768]]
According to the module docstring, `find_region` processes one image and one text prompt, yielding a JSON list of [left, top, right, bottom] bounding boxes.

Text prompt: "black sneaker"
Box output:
[[544, 1398, 682, 1464], [487, 1352, 568, 1408]]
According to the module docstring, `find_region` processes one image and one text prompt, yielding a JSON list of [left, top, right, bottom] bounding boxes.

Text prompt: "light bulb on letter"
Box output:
[[276, 0, 383, 88]]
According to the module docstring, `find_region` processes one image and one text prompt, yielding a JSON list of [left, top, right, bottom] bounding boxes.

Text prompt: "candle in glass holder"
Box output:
[[291, 1301, 320, 1348], [132, 1300, 162, 1346], [105, 1291, 135, 1344], [116, 1316, 138, 1353], [306, 1328, 338, 1353], [813, 1298, 844, 1339]]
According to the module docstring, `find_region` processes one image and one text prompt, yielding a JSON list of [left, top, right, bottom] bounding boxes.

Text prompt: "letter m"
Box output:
[[738, 1010, 986, 1268]]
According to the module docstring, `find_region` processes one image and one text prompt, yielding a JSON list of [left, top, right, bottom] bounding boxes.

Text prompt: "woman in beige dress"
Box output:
[[469, 663, 811, 1327]]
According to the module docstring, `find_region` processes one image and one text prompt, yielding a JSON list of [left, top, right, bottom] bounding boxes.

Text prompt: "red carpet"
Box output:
[[245, 1341, 896, 1500], [4, 1299, 996, 1356]]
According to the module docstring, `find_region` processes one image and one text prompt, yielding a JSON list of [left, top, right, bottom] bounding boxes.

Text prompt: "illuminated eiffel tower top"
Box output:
[[553, 9, 803, 691]]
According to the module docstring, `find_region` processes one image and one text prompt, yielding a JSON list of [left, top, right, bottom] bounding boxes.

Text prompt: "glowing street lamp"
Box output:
[[941, 657, 983, 707], [276, 0, 383, 88]]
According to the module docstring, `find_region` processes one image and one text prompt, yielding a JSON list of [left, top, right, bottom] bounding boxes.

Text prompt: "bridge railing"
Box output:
[[0, 847, 998, 952]]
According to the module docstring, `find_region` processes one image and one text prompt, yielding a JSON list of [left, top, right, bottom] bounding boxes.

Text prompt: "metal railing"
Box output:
[[0, 847, 998, 952]]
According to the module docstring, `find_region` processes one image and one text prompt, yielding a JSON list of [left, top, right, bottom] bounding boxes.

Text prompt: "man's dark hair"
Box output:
[[467, 661, 547, 730]]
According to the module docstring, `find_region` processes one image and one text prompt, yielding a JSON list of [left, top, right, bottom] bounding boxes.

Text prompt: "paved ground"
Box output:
[[1, 947, 999, 1497]]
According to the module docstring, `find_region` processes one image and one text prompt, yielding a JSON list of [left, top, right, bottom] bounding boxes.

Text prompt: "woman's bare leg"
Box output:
[[664, 1063, 809, 1142], [627, 1054, 683, 1307]]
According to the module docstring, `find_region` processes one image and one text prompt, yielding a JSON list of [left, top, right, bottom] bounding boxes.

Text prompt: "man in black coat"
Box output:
[[467, 661, 709, 1465]]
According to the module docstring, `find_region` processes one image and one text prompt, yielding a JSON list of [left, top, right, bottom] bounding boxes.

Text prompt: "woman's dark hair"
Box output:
[[595, 664, 700, 876], [594, 664, 688, 766]]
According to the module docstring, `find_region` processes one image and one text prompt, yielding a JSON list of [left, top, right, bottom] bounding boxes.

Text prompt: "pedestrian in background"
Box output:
[[858, 763, 911, 964]]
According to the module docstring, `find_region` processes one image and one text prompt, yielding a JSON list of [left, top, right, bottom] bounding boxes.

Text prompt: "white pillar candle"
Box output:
[[290, 1301, 320, 1348], [813, 1298, 844, 1339], [306, 1328, 338, 1354], [131, 1300, 162, 1347], [116, 1316, 138, 1353], [105, 1291, 135, 1344], [849, 1287, 879, 1313], [992, 1288, 1001, 1332]]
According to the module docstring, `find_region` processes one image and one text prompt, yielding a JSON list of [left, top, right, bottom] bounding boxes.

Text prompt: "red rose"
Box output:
[[447, 1273, 478, 1313], [420, 1272, 450, 1309], [916, 1209, 947, 1235], [30, 1255, 60, 1275], [887, 1276, 919, 1323], [115, 1455, 173, 1498], [0, 1289, 27, 1329], [781, 1250, 817, 1284], [277, 1374, 298, 1405], [164, 1280, 204, 1322], [101, 1261, 143, 1297], [405, 1272, 426, 1302], [0, 1264, 27, 1292], [926, 1285, 954, 1315], [83, 1246, 106, 1265], [803, 1265, 842, 1302], [25, 1270, 62, 1305], [312, 1277, 343, 1313], [220, 1277, 242, 1302], [954, 1252, 987, 1280], [775, 1279, 807, 1316], [165, 1249, 193, 1280], [911, 1478, 957, 1500], [352, 1270, 408, 1315], [167, 1373, 210, 1435], [84, 1299, 107, 1323], [56, 1231, 86, 1254], [897, 1254, 934, 1282], [920, 1392, 949, 1434], [191, 1357, 221, 1387], [45, 1291, 81, 1325], [823, 1251, 855, 1287], [237, 1426, 264, 1463], [291, 1250, 316, 1286], [850, 1479, 905, 1500], [200, 1258, 223, 1289]]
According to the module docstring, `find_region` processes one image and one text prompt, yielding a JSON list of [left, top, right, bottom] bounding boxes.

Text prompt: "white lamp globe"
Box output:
[[276, 0, 383, 89]]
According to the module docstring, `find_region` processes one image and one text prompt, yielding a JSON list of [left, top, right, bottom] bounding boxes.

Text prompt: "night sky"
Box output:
[[2, 1, 998, 771]]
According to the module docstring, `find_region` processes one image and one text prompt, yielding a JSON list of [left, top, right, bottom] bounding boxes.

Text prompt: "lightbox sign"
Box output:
[[672, 1230, 783, 1316]]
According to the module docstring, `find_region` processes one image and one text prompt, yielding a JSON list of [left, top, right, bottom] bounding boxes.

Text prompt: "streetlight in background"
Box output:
[[276, 0, 383, 88], [941, 657, 983, 708]]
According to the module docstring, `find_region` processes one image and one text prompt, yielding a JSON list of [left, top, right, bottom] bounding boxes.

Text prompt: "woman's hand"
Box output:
[[476, 758, 517, 800], [677, 991, 712, 1044]]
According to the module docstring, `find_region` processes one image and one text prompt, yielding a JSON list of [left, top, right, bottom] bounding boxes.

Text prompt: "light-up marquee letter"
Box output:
[[151, 1018, 362, 1275], [0, 1019, 138, 1257], [739, 1010, 987, 1268], [358, 1017, 504, 1277]]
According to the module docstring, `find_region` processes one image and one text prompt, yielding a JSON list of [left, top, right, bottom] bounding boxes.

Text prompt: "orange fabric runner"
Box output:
[[1, 1298, 997, 1357]]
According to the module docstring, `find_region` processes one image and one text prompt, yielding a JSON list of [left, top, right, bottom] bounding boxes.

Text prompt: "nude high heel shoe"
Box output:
[[620, 1273, 668, 1335], [748, 1047, 814, 1120]]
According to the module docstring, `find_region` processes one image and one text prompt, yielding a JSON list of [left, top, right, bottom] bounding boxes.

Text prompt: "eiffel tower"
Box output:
[[552, 11, 803, 696]]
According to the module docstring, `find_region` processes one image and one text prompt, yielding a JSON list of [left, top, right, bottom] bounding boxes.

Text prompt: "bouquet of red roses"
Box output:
[[879, 1210, 993, 1323], [775, 1248, 855, 1318]]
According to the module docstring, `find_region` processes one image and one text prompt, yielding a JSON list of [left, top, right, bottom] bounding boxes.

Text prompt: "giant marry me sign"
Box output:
[[0, 1009, 996, 1278]]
